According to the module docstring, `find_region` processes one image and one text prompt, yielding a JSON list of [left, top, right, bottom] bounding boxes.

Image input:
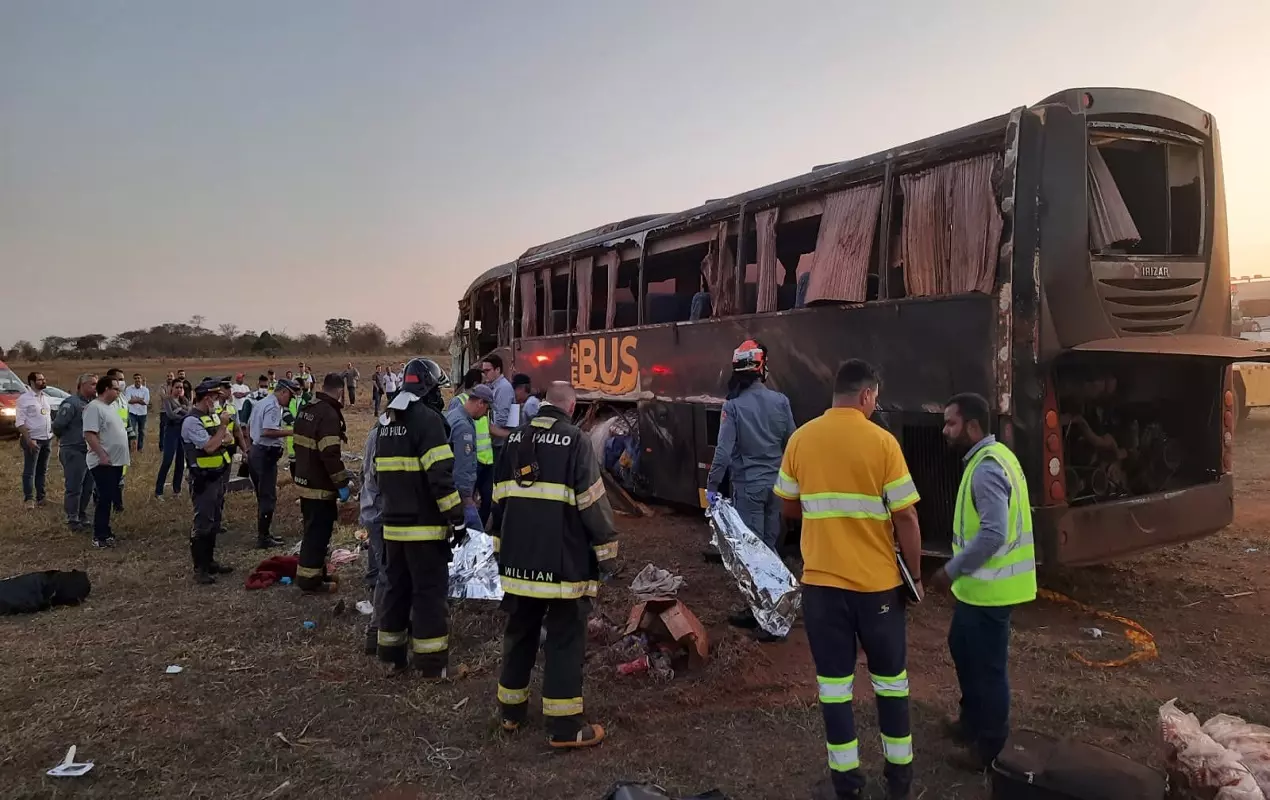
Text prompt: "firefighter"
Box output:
[[293, 373, 350, 593], [931, 392, 1036, 771], [493, 381, 617, 749], [373, 357, 468, 676], [705, 339, 796, 630], [774, 359, 923, 800], [445, 383, 494, 532], [182, 380, 237, 585]]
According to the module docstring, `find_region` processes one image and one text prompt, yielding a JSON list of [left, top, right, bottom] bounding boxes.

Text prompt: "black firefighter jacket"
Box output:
[[374, 399, 465, 542], [491, 404, 617, 600], [293, 392, 349, 500]]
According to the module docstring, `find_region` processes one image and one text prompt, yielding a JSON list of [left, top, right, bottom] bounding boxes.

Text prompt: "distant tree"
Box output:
[[189, 315, 207, 332], [299, 332, 327, 353], [75, 333, 107, 351], [11, 340, 39, 361], [218, 323, 240, 339], [252, 331, 282, 356], [347, 322, 388, 353], [324, 318, 354, 346], [39, 336, 73, 359], [399, 321, 445, 354]]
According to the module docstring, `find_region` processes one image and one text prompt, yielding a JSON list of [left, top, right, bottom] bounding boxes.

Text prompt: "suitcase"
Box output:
[[991, 730, 1167, 800]]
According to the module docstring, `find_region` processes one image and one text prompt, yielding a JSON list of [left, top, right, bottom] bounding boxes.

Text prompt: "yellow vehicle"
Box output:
[[1231, 277, 1270, 423]]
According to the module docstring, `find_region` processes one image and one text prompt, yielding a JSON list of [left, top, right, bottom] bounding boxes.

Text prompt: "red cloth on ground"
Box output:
[[245, 555, 300, 590]]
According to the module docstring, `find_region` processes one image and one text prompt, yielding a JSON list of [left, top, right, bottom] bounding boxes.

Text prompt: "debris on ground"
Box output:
[[302, 621, 316, 631], [46, 745, 94, 778], [1080, 627, 1105, 639], [328, 549, 359, 568], [1161, 698, 1267, 798], [164, 665, 183, 674], [245, 556, 299, 590], [0, 569, 92, 615], [614, 592, 709, 680], [355, 600, 373, 616], [1040, 589, 1158, 668], [630, 563, 684, 600], [706, 499, 800, 638], [602, 782, 729, 800]]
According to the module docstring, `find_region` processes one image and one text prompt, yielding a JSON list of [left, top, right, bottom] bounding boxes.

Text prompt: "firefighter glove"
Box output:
[[705, 490, 722, 507], [337, 485, 351, 503], [598, 559, 618, 583]]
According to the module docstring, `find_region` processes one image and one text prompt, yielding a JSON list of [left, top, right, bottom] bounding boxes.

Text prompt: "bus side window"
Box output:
[[643, 242, 711, 324], [775, 215, 820, 310]]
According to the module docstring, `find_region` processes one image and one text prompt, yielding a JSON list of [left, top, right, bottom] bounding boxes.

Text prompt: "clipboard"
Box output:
[[897, 553, 923, 603]]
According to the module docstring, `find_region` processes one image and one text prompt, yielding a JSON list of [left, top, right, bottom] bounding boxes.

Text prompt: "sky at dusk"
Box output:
[[2, 0, 1268, 347]]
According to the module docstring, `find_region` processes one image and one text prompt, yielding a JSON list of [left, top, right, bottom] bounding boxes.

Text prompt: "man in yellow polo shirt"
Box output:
[[774, 358, 923, 800]]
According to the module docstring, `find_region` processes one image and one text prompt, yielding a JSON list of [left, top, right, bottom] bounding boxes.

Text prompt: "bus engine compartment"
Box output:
[[1055, 355, 1224, 505]]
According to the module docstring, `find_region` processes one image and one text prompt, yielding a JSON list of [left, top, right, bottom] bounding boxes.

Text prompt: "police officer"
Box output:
[[373, 358, 467, 676], [705, 340, 796, 629], [930, 392, 1036, 771], [774, 359, 923, 800], [445, 383, 494, 532], [207, 376, 248, 531], [247, 378, 300, 549], [182, 380, 236, 585], [492, 381, 617, 749], [448, 369, 495, 523], [293, 373, 350, 593]]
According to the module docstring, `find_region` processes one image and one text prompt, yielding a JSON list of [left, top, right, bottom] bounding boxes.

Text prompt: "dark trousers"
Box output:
[[155, 425, 185, 496], [376, 539, 451, 675], [347, 385, 356, 405], [158, 415, 168, 453], [129, 413, 147, 451], [22, 438, 52, 502], [90, 465, 123, 542], [803, 584, 912, 798], [498, 595, 590, 738], [949, 600, 1014, 764], [60, 446, 94, 524], [297, 498, 338, 591], [372, 386, 383, 415], [190, 470, 226, 567], [477, 460, 495, 524], [249, 445, 283, 532]]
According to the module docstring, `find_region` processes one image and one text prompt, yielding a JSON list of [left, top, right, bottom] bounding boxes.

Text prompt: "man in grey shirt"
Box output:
[[341, 362, 360, 407], [932, 391, 1037, 771], [481, 354, 515, 470], [247, 379, 299, 548], [83, 375, 131, 547], [52, 373, 98, 531]]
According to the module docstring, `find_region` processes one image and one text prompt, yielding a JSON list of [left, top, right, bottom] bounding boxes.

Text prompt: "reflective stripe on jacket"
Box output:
[[183, 413, 231, 476], [292, 393, 348, 501], [375, 399, 465, 541], [952, 441, 1037, 606], [491, 405, 618, 599]]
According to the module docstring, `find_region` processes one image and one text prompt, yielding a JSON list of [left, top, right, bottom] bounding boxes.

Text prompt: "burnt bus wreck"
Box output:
[[453, 87, 1270, 566]]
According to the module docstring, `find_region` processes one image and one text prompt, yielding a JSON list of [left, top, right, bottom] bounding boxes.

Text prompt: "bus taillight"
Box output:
[[1223, 367, 1235, 473], [1043, 379, 1067, 504]]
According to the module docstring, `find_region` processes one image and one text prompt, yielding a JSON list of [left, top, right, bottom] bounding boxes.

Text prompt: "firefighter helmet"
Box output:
[[400, 357, 450, 397], [731, 339, 768, 380]]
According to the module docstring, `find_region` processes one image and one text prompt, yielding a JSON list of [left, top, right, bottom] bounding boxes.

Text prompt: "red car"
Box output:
[[0, 360, 27, 436]]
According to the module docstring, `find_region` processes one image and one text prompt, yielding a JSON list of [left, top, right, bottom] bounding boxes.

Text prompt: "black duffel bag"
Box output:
[[992, 730, 1166, 800]]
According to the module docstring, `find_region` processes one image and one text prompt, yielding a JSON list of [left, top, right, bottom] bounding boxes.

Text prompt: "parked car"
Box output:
[[43, 386, 69, 415], [0, 361, 25, 437]]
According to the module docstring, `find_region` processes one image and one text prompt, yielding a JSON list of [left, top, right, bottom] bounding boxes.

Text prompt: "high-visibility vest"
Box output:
[[457, 392, 494, 465], [951, 441, 1038, 607], [184, 412, 231, 475], [284, 397, 301, 460]]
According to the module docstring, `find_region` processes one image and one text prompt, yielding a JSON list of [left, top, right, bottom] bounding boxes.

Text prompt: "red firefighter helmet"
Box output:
[[731, 339, 768, 380]]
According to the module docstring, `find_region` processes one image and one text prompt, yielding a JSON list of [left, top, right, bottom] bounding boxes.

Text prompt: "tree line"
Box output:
[[3, 317, 451, 362]]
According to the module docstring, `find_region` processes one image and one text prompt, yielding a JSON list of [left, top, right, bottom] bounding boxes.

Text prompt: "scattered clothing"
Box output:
[[244, 555, 300, 590], [0, 570, 91, 615], [630, 563, 684, 601]]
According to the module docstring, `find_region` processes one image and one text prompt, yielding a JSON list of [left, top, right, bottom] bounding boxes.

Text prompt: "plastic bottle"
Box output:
[[617, 655, 650, 676]]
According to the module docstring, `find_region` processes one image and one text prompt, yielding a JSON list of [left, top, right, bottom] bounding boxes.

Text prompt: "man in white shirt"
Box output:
[[230, 373, 251, 415], [382, 367, 398, 398], [17, 371, 52, 509], [124, 373, 151, 452]]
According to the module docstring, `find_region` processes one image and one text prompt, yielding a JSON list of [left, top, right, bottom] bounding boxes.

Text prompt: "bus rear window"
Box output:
[[1088, 135, 1203, 256]]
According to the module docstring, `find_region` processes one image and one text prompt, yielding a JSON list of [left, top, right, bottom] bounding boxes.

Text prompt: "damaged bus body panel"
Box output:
[[456, 87, 1254, 566]]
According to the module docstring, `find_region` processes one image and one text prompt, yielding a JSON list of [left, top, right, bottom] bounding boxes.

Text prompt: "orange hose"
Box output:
[[1037, 588, 1159, 668]]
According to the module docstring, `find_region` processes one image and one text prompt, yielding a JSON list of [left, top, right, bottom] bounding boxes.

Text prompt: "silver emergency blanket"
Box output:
[[447, 529, 503, 601], [706, 499, 800, 637]]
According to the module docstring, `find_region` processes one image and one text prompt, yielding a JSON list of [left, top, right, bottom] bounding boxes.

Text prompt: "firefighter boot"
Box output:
[[255, 512, 283, 549], [364, 625, 378, 656], [191, 538, 216, 585]]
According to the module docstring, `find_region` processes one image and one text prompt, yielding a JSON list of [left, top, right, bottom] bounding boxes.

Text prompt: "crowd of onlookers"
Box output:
[[13, 358, 545, 546]]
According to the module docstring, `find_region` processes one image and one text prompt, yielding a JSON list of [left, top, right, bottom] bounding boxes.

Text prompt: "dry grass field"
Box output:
[[3, 358, 1270, 799]]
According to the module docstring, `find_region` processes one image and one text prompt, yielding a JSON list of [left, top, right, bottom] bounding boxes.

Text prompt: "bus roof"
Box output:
[[459, 86, 1207, 297]]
